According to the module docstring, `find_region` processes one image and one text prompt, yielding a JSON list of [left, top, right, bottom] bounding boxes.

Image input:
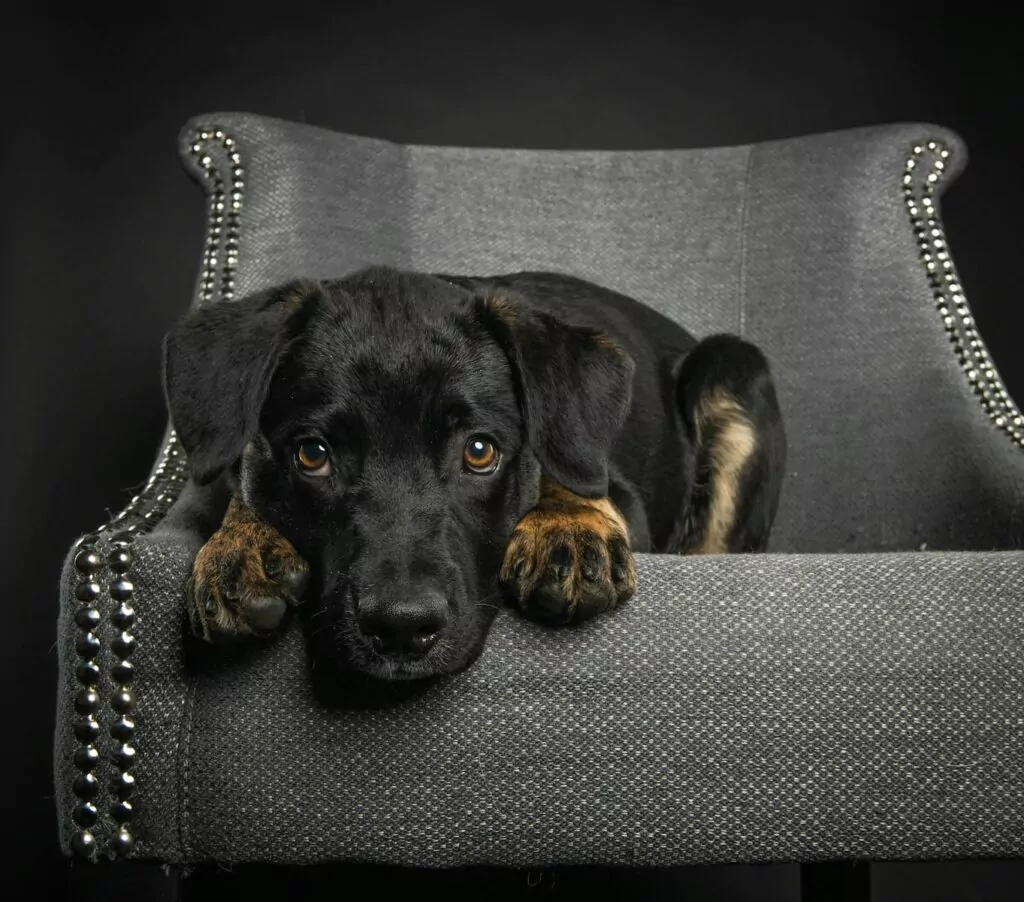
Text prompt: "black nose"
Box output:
[[358, 590, 448, 656]]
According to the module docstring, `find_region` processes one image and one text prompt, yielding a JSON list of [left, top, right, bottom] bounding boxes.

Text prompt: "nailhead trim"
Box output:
[[904, 140, 1024, 450], [67, 124, 244, 860], [70, 540, 104, 862], [188, 127, 244, 305], [105, 536, 136, 857]]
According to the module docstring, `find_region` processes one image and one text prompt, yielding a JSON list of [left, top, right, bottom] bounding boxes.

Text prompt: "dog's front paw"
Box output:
[[188, 499, 310, 641], [500, 483, 636, 624]]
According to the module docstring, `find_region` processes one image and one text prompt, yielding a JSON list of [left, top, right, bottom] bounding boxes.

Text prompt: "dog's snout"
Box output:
[[358, 589, 448, 656]]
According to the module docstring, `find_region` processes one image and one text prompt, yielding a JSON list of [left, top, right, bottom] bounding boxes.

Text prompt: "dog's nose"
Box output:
[[358, 590, 448, 656]]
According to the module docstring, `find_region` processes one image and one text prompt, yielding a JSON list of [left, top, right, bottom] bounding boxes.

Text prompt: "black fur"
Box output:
[[161, 266, 785, 683]]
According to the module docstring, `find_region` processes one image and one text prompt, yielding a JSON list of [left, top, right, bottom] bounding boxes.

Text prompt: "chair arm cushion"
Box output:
[[55, 530, 1024, 866]]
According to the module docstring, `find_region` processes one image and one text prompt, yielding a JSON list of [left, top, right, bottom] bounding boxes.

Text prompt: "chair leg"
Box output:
[[801, 862, 870, 902]]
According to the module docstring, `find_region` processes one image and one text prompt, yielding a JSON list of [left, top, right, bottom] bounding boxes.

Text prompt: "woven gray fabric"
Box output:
[[57, 535, 1024, 865], [54, 114, 1024, 867], [741, 133, 1024, 552]]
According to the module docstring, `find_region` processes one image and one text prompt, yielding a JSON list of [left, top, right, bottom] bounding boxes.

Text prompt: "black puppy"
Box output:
[[162, 267, 785, 681]]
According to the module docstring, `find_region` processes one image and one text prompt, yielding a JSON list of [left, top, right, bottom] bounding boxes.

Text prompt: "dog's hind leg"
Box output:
[[675, 335, 786, 554]]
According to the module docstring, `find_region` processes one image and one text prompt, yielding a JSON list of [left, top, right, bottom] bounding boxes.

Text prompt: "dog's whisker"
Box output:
[[309, 618, 346, 639]]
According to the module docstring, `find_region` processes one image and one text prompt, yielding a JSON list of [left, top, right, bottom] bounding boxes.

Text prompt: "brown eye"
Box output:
[[295, 439, 332, 476], [463, 436, 499, 474]]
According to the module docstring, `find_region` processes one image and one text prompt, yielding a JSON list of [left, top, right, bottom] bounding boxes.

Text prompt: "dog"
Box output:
[[160, 266, 786, 683]]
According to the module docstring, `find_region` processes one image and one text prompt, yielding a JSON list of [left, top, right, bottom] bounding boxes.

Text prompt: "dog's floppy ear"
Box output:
[[477, 295, 635, 498], [162, 281, 326, 485]]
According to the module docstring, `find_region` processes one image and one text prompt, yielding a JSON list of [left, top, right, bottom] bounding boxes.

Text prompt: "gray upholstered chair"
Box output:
[[55, 113, 1024, 895]]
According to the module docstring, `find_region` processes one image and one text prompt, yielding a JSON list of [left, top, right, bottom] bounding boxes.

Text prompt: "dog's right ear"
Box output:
[[162, 281, 327, 485], [474, 293, 635, 499]]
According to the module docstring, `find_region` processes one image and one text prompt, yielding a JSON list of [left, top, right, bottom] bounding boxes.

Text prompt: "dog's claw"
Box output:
[[245, 596, 289, 632], [546, 543, 573, 584], [580, 545, 603, 582], [278, 564, 310, 600]]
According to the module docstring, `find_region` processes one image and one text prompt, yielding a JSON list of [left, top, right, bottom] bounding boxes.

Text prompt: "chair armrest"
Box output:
[[55, 531, 1024, 866]]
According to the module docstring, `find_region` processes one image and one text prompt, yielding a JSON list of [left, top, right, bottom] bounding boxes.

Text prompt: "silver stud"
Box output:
[[71, 830, 98, 860], [109, 828, 135, 857]]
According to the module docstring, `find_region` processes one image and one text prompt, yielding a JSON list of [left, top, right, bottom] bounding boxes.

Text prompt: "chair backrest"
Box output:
[[180, 113, 1024, 552]]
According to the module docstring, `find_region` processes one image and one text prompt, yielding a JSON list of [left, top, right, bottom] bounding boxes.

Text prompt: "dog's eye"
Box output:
[[295, 439, 332, 477], [463, 436, 500, 474]]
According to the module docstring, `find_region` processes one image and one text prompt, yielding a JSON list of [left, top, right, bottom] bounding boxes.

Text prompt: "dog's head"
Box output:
[[163, 268, 633, 681]]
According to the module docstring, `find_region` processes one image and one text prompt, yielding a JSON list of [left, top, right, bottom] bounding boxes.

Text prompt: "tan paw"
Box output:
[[188, 500, 310, 641], [500, 480, 635, 624]]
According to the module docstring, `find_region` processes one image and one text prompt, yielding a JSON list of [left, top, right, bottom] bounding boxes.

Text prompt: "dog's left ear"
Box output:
[[477, 296, 635, 498]]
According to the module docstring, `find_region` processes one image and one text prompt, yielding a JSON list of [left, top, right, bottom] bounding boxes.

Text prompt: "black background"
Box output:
[[3, 5, 1021, 900]]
